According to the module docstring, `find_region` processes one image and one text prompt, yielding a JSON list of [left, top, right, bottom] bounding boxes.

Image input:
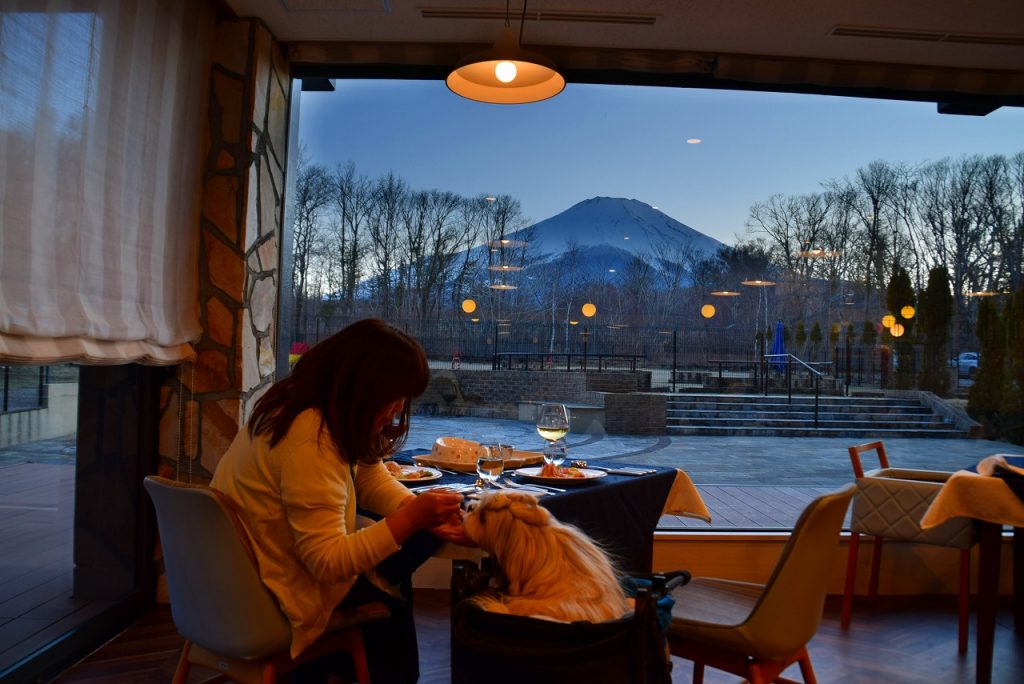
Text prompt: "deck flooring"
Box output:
[[54, 591, 1024, 683]]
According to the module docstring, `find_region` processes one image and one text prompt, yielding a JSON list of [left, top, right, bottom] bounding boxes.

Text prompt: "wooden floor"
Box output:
[[54, 590, 1024, 683]]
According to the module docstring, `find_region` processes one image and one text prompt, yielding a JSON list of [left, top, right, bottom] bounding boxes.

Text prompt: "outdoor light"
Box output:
[[489, 281, 517, 290], [882, 314, 895, 329], [461, 298, 477, 314], [900, 305, 916, 319], [569, 320, 579, 325], [711, 290, 741, 297], [700, 304, 716, 318], [581, 303, 597, 317], [471, 317, 480, 323], [489, 264, 524, 272], [890, 322, 905, 337], [446, 1, 565, 104], [741, 279, 776, 287]]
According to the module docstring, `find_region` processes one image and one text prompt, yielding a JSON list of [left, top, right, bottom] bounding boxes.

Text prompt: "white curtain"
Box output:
[[0, 0, 211, 365]]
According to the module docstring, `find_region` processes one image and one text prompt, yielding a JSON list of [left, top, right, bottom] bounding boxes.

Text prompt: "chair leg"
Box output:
[[691, 661, 705, 684], [959, 548, 970, 654], [747, 662, 768, 684], [797, 647, 819, 684], [172, 642, 191, 684], [842, 532, 860, 629], [868, 536, 884, 602], [349, 630, 372, 684]]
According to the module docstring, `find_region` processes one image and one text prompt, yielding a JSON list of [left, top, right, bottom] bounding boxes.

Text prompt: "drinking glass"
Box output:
[[535, 403, 570, 466], [476, 444, 506, 487]]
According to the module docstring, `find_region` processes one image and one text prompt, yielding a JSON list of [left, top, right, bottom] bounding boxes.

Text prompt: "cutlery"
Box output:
[[409, 483, 476, 494], [489, 479, 548, 493], [586, 465, 656, 476], [503, 477, 565, 494]]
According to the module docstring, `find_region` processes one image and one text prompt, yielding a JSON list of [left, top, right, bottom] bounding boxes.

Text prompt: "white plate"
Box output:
[[393, 465, 443, 484], [515, 466, 607, 486]]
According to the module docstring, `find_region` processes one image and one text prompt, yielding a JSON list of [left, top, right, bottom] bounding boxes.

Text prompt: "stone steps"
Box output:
[[665, 393, 966, 438]]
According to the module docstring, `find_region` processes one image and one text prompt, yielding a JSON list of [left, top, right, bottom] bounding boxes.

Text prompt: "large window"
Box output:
[[283, 80, 1024, 529]]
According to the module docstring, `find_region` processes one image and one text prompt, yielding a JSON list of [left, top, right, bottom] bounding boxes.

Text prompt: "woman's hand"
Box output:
[[429, 509, 472, 546], [386, 490, 463, 543]]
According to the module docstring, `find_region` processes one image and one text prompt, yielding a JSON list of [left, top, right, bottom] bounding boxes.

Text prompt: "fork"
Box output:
[[501, 477, 565, 494]]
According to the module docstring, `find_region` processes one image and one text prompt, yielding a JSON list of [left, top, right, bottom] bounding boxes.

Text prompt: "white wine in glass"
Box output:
[[536, 403, 570, 465]]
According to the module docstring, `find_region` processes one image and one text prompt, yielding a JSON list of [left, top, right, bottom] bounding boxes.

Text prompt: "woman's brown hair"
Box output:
[[248, 319, 429, 464]]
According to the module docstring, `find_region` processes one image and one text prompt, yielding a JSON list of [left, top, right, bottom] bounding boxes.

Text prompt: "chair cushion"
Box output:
[[851, 473, 975, 548]]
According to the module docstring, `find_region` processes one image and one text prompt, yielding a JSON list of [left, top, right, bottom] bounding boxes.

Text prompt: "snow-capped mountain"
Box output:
[[515, 197, 724, 262]]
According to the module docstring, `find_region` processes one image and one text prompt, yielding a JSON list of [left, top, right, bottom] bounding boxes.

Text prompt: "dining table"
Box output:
[[391, 448, 710, 573], [920, 454, 1024, 684]]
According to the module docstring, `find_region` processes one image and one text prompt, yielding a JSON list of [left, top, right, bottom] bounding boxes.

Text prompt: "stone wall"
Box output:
[[157, 18, 290, 483], [0, 383, 78, 448], [603, 392, 667, 435], [417, 370, 655, 423]]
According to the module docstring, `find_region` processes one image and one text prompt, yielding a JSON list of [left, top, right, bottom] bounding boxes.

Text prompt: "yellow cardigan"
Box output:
[[211, 409, 413, 656]]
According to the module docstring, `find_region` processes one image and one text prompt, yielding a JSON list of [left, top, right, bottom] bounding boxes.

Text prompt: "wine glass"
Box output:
[[535, 403, 570, 466], [476, 444, 506, 488]]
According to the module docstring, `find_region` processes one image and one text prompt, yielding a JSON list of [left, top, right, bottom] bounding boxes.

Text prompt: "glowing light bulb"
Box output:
[[495, 61, 517, 83]]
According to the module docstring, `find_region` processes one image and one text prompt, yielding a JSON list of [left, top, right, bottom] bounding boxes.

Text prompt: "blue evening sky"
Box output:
[[298, 80, 1023, 245]]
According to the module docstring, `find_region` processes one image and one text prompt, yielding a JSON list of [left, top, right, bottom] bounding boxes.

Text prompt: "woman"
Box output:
[[211, 319, 464, 682]]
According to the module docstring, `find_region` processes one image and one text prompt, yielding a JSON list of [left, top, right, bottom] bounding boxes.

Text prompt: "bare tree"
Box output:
[[980, 153, 1024, 293], [329, 162, 372, 309], [290, 148, 333, 336], [365, 172, 407, 317], [915, 156, 987, 343]]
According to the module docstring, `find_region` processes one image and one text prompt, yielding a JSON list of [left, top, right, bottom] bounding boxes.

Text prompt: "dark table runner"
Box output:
[[393, 449, 676, 573]]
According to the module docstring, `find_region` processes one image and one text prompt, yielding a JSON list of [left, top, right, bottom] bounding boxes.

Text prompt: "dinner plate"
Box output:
[[515, 466, 606, 486], [393, 465, 443, 484]]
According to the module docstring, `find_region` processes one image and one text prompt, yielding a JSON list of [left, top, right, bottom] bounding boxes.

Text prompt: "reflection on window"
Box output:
[[0, 11, 99, 137]]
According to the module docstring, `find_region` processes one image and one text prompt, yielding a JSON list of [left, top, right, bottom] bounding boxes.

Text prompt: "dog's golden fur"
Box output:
[[462, 490, 631, 623]]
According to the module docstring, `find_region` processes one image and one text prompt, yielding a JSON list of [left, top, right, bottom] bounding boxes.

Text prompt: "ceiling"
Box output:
[[222, 1, 1024, 109]]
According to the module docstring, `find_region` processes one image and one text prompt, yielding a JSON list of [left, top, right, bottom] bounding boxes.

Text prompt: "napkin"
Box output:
[[978, 454, 1024, 503], [663, 469, 711, 523]]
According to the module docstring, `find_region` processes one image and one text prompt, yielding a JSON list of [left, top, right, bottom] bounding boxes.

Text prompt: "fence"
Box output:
[[295, 316, 934, 392], [1, 366, 48, 414], [0, 365, 80, 415]]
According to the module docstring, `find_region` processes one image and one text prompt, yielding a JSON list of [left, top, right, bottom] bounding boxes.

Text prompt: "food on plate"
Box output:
[[539, 463, 587, 479], [384, 461, 437, 480], [429, 436, 486, 465]]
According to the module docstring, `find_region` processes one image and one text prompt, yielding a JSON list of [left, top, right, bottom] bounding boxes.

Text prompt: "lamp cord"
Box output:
[[519, 0, 528, 44]]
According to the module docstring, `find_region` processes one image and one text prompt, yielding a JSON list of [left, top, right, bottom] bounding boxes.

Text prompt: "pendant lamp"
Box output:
[[446, 1, 565, 104]]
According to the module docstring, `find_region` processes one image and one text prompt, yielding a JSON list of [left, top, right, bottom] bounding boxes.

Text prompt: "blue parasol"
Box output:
[[770, 320, 786, 373]]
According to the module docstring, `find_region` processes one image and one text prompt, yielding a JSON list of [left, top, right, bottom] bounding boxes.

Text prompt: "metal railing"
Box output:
[[764, 353, 826, 427], [1, 366, 48, 414], [490, 352, 644, 372]]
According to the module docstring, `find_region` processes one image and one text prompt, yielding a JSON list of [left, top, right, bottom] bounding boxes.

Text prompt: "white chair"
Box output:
[[840, 441, 975, 653], [144, 475, 389, 683]]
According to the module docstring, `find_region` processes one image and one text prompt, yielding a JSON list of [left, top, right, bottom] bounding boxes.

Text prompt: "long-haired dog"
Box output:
[[462, 490, 631, 623]]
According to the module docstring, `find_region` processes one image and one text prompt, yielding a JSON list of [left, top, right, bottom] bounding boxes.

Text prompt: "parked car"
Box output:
[[950, 352, 979, 378]]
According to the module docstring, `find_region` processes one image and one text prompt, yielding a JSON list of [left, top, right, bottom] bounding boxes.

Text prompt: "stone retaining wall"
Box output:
[[604, 392, 667, 435], [415, 370, 664, 434]]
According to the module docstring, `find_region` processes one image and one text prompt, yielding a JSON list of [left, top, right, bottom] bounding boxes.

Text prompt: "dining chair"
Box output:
[[665, 484, 855, 684], [143, 475, 389, 684], [840, 441, 975, 653]]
